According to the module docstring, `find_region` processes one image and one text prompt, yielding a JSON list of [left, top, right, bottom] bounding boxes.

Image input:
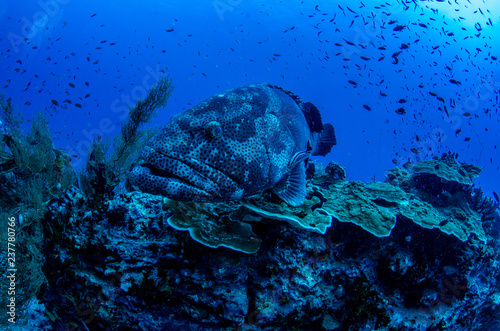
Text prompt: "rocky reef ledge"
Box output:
[[34, 154, 500, 330]]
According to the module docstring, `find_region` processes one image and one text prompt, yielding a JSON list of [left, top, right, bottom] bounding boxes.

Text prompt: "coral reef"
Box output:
[[110, 76, 173, 173], [164, 198, 262, 253], [158, 155, 488, 252], [33, 156, 500, 330], [79, 76, 173, 212], [0, 95, 76, 327], [410, 155, 481, 188], [0, 76, 172, 330], [469, 187, 500, 235]]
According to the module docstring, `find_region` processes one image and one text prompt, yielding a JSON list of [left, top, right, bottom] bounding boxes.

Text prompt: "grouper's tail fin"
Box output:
[[300, 101, 336, 156], [313, 123, 336, 156]]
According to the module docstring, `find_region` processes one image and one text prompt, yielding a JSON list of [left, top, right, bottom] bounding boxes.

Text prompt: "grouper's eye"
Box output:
[[206, 121, 223, 139]]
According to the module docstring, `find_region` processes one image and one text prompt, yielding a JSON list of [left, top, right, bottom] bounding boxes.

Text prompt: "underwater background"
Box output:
[[1, 0, 499, 195], [1, 0, 500, 330]]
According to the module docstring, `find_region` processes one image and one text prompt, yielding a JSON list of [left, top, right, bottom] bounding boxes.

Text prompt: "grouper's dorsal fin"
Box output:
[[264, 84, 324, 134], [301, 102, 324, 133], [264, 83, 302, 105]]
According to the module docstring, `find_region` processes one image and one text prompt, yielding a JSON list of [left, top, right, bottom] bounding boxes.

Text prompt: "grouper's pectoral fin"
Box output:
[[273, 162, 307, 207]]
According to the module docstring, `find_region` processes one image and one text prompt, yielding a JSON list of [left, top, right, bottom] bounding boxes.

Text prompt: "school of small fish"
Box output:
[[1, 0, 498, 197]]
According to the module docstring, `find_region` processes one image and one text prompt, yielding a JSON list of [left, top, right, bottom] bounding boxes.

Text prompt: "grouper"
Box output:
[[128, 83, 336, 206]]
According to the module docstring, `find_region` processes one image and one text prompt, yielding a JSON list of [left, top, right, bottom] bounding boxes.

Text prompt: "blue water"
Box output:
[[1, 0, 499, 198]]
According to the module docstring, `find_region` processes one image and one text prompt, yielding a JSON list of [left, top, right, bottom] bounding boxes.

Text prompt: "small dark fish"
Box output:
[[437, 96, 445, 103], [68, 82, 75, 88], [456, 129, 462, 135], [74, 103, 82, 108], [419, 23, 427, 28], [395, 107, 406, 115], [391, 51, 401, 64], [449, 79, 461, 85], [393, 25, 406, 31], [429, 91, 437, 96], [85, 81, 89, 86], [360, 56, 370, 61], [51, 99, 59, 106], [398, 99, 407, 103], [363, 104, 371, 111], [166, 28, 174, 32], [348, 80, 357, 86], [400, 43, 409, 49], [439, 220, 449, 227], [493, 191, 499, 203], [464, 137, 471, 141], [411, 148, 419, 154], [91, 13, 96, 18]]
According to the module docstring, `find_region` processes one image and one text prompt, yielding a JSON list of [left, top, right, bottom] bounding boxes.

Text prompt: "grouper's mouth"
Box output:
[[129, 148, 240, 202], [142, 163, 208, 194]]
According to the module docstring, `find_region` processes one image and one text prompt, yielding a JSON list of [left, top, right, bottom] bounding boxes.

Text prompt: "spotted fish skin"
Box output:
[[128, 83, 336, 206]]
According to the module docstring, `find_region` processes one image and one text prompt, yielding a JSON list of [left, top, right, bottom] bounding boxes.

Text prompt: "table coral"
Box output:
[[318, 181, 397, 237], [410, 155, 482, 187], [158, 156, 489, 253], [164, 198, 262, 254]]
